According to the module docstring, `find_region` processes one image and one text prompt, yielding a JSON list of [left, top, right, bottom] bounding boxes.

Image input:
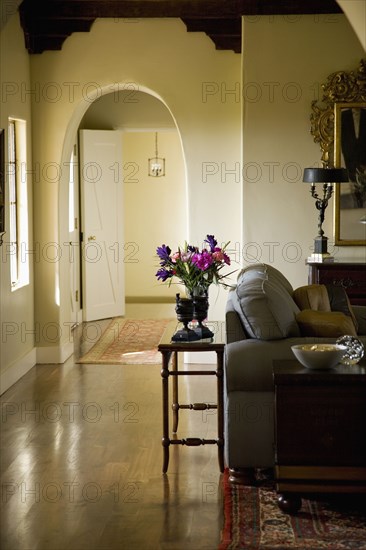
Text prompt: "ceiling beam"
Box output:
[[18, 0, 342, 54]]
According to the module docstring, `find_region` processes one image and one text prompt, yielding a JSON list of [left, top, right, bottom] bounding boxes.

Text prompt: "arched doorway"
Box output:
[[59, 87, 187, 327]]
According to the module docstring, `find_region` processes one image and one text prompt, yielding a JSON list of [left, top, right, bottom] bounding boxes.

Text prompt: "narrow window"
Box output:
[[8, 118, 29, 289]]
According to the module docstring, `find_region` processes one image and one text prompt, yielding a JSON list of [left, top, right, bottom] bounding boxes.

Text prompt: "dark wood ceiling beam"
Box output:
[[182, 17, 241, 52], [19, 0, 342, 19], [18, 0, 343, 54], [210, 36, 241, 53], [22, 35, 71, 54], [21, 19, 95, 34], [182, 18, 241, 35]]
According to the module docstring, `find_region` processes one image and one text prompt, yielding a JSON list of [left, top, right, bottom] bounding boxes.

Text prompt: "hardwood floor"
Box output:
[[1, 313, 224, 550]]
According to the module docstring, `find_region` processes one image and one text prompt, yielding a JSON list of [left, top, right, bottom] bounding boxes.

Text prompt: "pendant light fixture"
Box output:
[[148, 132, 165, 177]]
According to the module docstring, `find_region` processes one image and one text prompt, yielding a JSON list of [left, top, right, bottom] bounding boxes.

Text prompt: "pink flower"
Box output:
[[212, 249, 225, 262], [180, 252, 192, 262]]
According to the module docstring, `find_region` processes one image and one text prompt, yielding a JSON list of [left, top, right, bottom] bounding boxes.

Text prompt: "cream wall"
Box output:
[[0, 14, 35, 392], [242, 14, 365, 291], [79, 92, 186, 300], [28, 18, 242, 355], [337, 0, 366, 50], [122, 131, 187, 299]]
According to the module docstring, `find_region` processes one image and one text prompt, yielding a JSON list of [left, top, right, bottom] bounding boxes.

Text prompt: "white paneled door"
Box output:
[[79, 130, 125, 321], [68, 143, 81, 327]]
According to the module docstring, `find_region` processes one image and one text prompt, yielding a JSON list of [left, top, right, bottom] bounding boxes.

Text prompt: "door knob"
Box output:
[[88, 235, 96, 242]]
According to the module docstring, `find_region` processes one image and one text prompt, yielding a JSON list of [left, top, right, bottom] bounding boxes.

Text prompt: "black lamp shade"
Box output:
[[303, 167, 349, 183]]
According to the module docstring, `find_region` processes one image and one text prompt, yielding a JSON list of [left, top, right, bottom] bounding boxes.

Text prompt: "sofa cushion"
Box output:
[[293, 284, 330, 311], [326, 284, 358, 332], [353, 305, 366, 335], [225, 336, 339, 392], [296, 309, 357, 337], [293, 283, 358, 333], [233, 264, 300, 340], [236, 263, 294, 295]]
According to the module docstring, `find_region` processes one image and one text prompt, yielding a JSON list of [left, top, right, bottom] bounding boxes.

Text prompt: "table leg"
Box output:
[[172, 351, 179, 433], [216, 350, 224, 473], [161, 351, 171, 473]]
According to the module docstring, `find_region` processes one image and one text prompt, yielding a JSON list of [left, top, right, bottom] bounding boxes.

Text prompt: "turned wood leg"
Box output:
[[216, 350, 224, 473], [172, 352, 179, 433], [277, 493, 302, 514], [228, 467, 256, 485], [161, 351, 170, 473]]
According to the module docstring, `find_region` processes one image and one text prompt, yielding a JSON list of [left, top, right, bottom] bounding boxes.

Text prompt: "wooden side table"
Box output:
[[158, 320, 225, 474], [306, 260, 366, 305], [273, 360, 366, 513]]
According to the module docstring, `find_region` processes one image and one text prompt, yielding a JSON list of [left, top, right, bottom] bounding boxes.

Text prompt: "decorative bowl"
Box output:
[[291, 343, 346, 370]]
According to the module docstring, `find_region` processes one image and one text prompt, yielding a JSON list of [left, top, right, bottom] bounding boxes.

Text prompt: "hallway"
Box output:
[[0, 313, 223, 550]]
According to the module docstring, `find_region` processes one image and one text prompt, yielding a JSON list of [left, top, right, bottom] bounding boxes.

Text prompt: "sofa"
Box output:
[[224, 263, 366, 483]]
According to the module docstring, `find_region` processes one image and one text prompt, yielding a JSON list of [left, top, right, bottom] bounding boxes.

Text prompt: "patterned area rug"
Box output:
[[219, 469, 366, 549], [76, 318, 172, 364]]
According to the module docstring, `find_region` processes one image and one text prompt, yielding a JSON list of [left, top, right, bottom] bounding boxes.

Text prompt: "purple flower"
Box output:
[[192, 251, 213, 271], [204, 235, 217, 251], [156, 245, 171, 263], [156, 268, 174, 282], [155, 235, 235, 289]]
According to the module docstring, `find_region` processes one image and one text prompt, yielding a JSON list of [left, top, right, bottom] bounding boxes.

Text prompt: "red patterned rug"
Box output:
[[76, 318, 172, 364], [219, 469, 366, 549]]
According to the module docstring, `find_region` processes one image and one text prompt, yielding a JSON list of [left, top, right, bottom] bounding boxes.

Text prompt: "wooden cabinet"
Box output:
[[273, 361, 366, 513], [307, 261, 366, 306]]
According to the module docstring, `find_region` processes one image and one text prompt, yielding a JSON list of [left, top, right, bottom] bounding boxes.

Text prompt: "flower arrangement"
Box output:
[[155, 234, 234, 295]]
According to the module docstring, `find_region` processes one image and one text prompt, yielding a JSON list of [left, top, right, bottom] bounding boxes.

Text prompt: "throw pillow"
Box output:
[[326, 284, 358, 332], [293, 284, 331, 312], [296, 310, 357, 337], [234, 264, 300, 340]]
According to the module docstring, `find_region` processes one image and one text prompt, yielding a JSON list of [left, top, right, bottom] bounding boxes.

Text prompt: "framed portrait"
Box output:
[[309, 59, 366, 246], [334, 102, 366, 245]]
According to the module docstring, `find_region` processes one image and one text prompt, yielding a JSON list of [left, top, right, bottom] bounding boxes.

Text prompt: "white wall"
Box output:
[[0, 14, 36, 392], [122, 130, 187, 300], [28, 18, 242, 355], [337, 0, 366, 50], [242, 14, 365, 290]]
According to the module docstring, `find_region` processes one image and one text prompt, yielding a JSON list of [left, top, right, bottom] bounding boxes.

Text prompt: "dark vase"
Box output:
[[172, 293, 200, 341], [189, 287, 214, 339]]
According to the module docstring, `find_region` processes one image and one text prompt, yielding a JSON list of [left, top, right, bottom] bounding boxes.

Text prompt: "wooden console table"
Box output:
[[273, 360, 366, 513], [306, 260, 366, 306], [158, 320, 225, 474]]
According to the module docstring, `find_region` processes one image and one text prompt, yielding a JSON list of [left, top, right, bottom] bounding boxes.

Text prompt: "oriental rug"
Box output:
[[76, 318, 172, 365], [219, 469, 366, 549]]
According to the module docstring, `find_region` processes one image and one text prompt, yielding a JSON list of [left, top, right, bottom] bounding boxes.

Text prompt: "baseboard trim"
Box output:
[[36, 341, 74, 364], [0, 347, 37, 395]]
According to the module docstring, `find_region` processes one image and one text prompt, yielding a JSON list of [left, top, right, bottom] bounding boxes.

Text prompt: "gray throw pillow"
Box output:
[[233, 264, 300, 340]]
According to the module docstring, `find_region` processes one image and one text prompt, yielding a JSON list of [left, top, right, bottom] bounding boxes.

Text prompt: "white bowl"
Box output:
[[291, 343, 346, 370]]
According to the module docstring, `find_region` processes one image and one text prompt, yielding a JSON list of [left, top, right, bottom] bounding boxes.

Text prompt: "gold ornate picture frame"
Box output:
[[310, 59, 366, 246]]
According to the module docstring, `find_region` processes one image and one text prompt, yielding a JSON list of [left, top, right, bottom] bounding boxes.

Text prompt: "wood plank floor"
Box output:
[[1, 316, 224, 550]]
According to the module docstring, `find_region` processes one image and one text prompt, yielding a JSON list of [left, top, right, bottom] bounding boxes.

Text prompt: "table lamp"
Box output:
[[303, 167, 349, 262]]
